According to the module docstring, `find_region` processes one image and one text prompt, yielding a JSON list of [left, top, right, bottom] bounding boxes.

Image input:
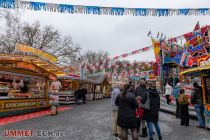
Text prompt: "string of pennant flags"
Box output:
[[1, 0, 210, 16], [81, 25, 210, 70], [83, 61, 155, 72]]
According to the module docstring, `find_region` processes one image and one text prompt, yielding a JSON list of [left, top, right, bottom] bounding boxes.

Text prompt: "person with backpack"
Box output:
[[115, 84, 138, 140], [178, 89, 189, 126], [191, 82, 205, 128]]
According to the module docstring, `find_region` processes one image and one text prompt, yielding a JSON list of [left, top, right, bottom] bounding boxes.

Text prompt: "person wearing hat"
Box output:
[[143, 82, 162, 140]]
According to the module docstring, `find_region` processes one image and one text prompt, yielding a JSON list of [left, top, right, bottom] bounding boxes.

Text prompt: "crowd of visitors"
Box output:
[[111, 79, 206, 140], [111, 79, 162, 140]]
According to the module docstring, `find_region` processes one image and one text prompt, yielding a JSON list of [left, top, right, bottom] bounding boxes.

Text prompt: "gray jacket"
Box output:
[[111, 87, 121, 111]]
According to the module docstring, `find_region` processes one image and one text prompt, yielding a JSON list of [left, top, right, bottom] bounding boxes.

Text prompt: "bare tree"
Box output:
[[0, 13, 81, 65], [80, 50, 110, 74]]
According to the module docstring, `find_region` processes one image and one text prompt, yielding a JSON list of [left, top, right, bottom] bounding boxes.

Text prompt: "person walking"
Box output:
[[143, 83, 162, 140], [165, 82, 173, 104], [134, 78, 148, 137], [191, 82, 205, 128], [111, 83, 121, 137], [178, 89, 189, 126], [115, 84, 138, 140]]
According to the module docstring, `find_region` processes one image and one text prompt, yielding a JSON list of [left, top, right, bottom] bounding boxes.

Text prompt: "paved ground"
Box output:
[[0, 99, 210, 140]]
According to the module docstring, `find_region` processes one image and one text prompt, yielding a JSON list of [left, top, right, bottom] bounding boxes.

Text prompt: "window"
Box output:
[[204, 77, 210, 104], [0, 73, 45, 100]]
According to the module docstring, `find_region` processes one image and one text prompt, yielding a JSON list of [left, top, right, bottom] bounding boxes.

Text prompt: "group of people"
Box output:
[[75, 86, 87, 104], [173, 81, 205, 128], [111, 79, 162, 140], [111, 78, 206, 140]]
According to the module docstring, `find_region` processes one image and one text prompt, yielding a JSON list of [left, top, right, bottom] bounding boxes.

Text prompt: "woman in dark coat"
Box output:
[[143, 83, 162, 140], [115, 84, 138, 140]]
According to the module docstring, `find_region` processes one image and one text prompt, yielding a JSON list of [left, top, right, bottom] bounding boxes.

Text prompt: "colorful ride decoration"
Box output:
[[151, 23, 210, 93], [180, 54, 210, 129]]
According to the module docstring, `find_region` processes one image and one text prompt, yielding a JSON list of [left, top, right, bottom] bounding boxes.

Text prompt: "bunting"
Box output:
[[0, 1, 210, 16]]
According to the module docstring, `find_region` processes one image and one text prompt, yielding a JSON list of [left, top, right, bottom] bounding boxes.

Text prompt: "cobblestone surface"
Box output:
[[0, 99, 210, 140]]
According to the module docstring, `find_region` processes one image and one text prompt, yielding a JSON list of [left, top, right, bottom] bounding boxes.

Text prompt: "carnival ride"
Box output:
[[180, 54, 210, 129]]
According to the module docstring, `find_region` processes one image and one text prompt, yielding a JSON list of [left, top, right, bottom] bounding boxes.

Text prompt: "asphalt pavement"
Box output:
[[0, 99, 210, 140]]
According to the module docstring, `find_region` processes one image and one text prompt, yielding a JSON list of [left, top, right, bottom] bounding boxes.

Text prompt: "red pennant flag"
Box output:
[[194, 21, 200, 31], [122, 54, 128, 58]]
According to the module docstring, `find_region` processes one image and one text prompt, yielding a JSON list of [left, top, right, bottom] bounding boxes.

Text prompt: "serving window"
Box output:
[[0, 72, 46, 100], [60, 80, 78, 91]]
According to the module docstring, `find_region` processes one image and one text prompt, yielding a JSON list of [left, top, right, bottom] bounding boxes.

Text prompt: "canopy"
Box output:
[[180, 65, 210, 77], [87, 72, 108, 85], [0, 53, 66, 77]]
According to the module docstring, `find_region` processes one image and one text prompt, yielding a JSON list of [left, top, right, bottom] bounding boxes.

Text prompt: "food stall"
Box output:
[[180, 54, 210, 129], [0, 45, 66, 117], [57, 76, 79, 104]]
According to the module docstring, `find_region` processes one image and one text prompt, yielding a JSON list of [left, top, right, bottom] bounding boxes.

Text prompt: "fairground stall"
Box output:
[[0, 45, 66, 117], [57, 66, 80, 104], [180, 54, 210, 129], [57, 76, 79, 104], [86, 72, 110, 100]]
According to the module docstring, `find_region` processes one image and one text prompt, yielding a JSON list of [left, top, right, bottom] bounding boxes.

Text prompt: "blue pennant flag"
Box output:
[[111, 8, 124, 16], [156, 9, 169, 16], [0, 0, 15, 9], [135, 8, 147, 16], [179, 9, 189, 15], [198, 8, 209, 15], [58, 4, 74, 13], [85, 6, 100, 15], [30, 2, 45, 11]]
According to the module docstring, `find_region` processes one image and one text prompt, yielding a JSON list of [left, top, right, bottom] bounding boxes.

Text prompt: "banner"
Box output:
[[15, 44, 57, 63]]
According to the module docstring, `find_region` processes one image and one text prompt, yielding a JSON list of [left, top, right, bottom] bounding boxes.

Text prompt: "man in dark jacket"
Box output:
[[134, 78, 147, 137], [143, 83, 162, 140], [82, 87, 87, 104], [192, 82, 205, 128]]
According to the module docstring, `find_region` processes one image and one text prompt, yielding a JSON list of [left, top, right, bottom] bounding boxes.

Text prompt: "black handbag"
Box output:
[[191, 92, 196, 104]]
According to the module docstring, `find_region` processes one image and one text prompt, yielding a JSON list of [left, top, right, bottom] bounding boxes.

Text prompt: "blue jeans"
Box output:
[[146, 121, 162, 139], [194, 104, 205, 127]]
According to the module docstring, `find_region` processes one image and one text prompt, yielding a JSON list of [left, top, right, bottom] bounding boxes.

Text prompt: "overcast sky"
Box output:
[[7, 0, 210, 61]]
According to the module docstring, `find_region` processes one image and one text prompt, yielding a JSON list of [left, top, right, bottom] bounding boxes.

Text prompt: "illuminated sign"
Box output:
[[0, 100, 47, 111], [199, 55, 210, 67], [15, 44, 57, 63], [4, 102, 36, 109], [17, 62, 37, 72]]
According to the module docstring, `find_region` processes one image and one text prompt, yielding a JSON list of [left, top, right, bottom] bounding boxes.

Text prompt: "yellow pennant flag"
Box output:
[[151, 37, 160, 58]]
